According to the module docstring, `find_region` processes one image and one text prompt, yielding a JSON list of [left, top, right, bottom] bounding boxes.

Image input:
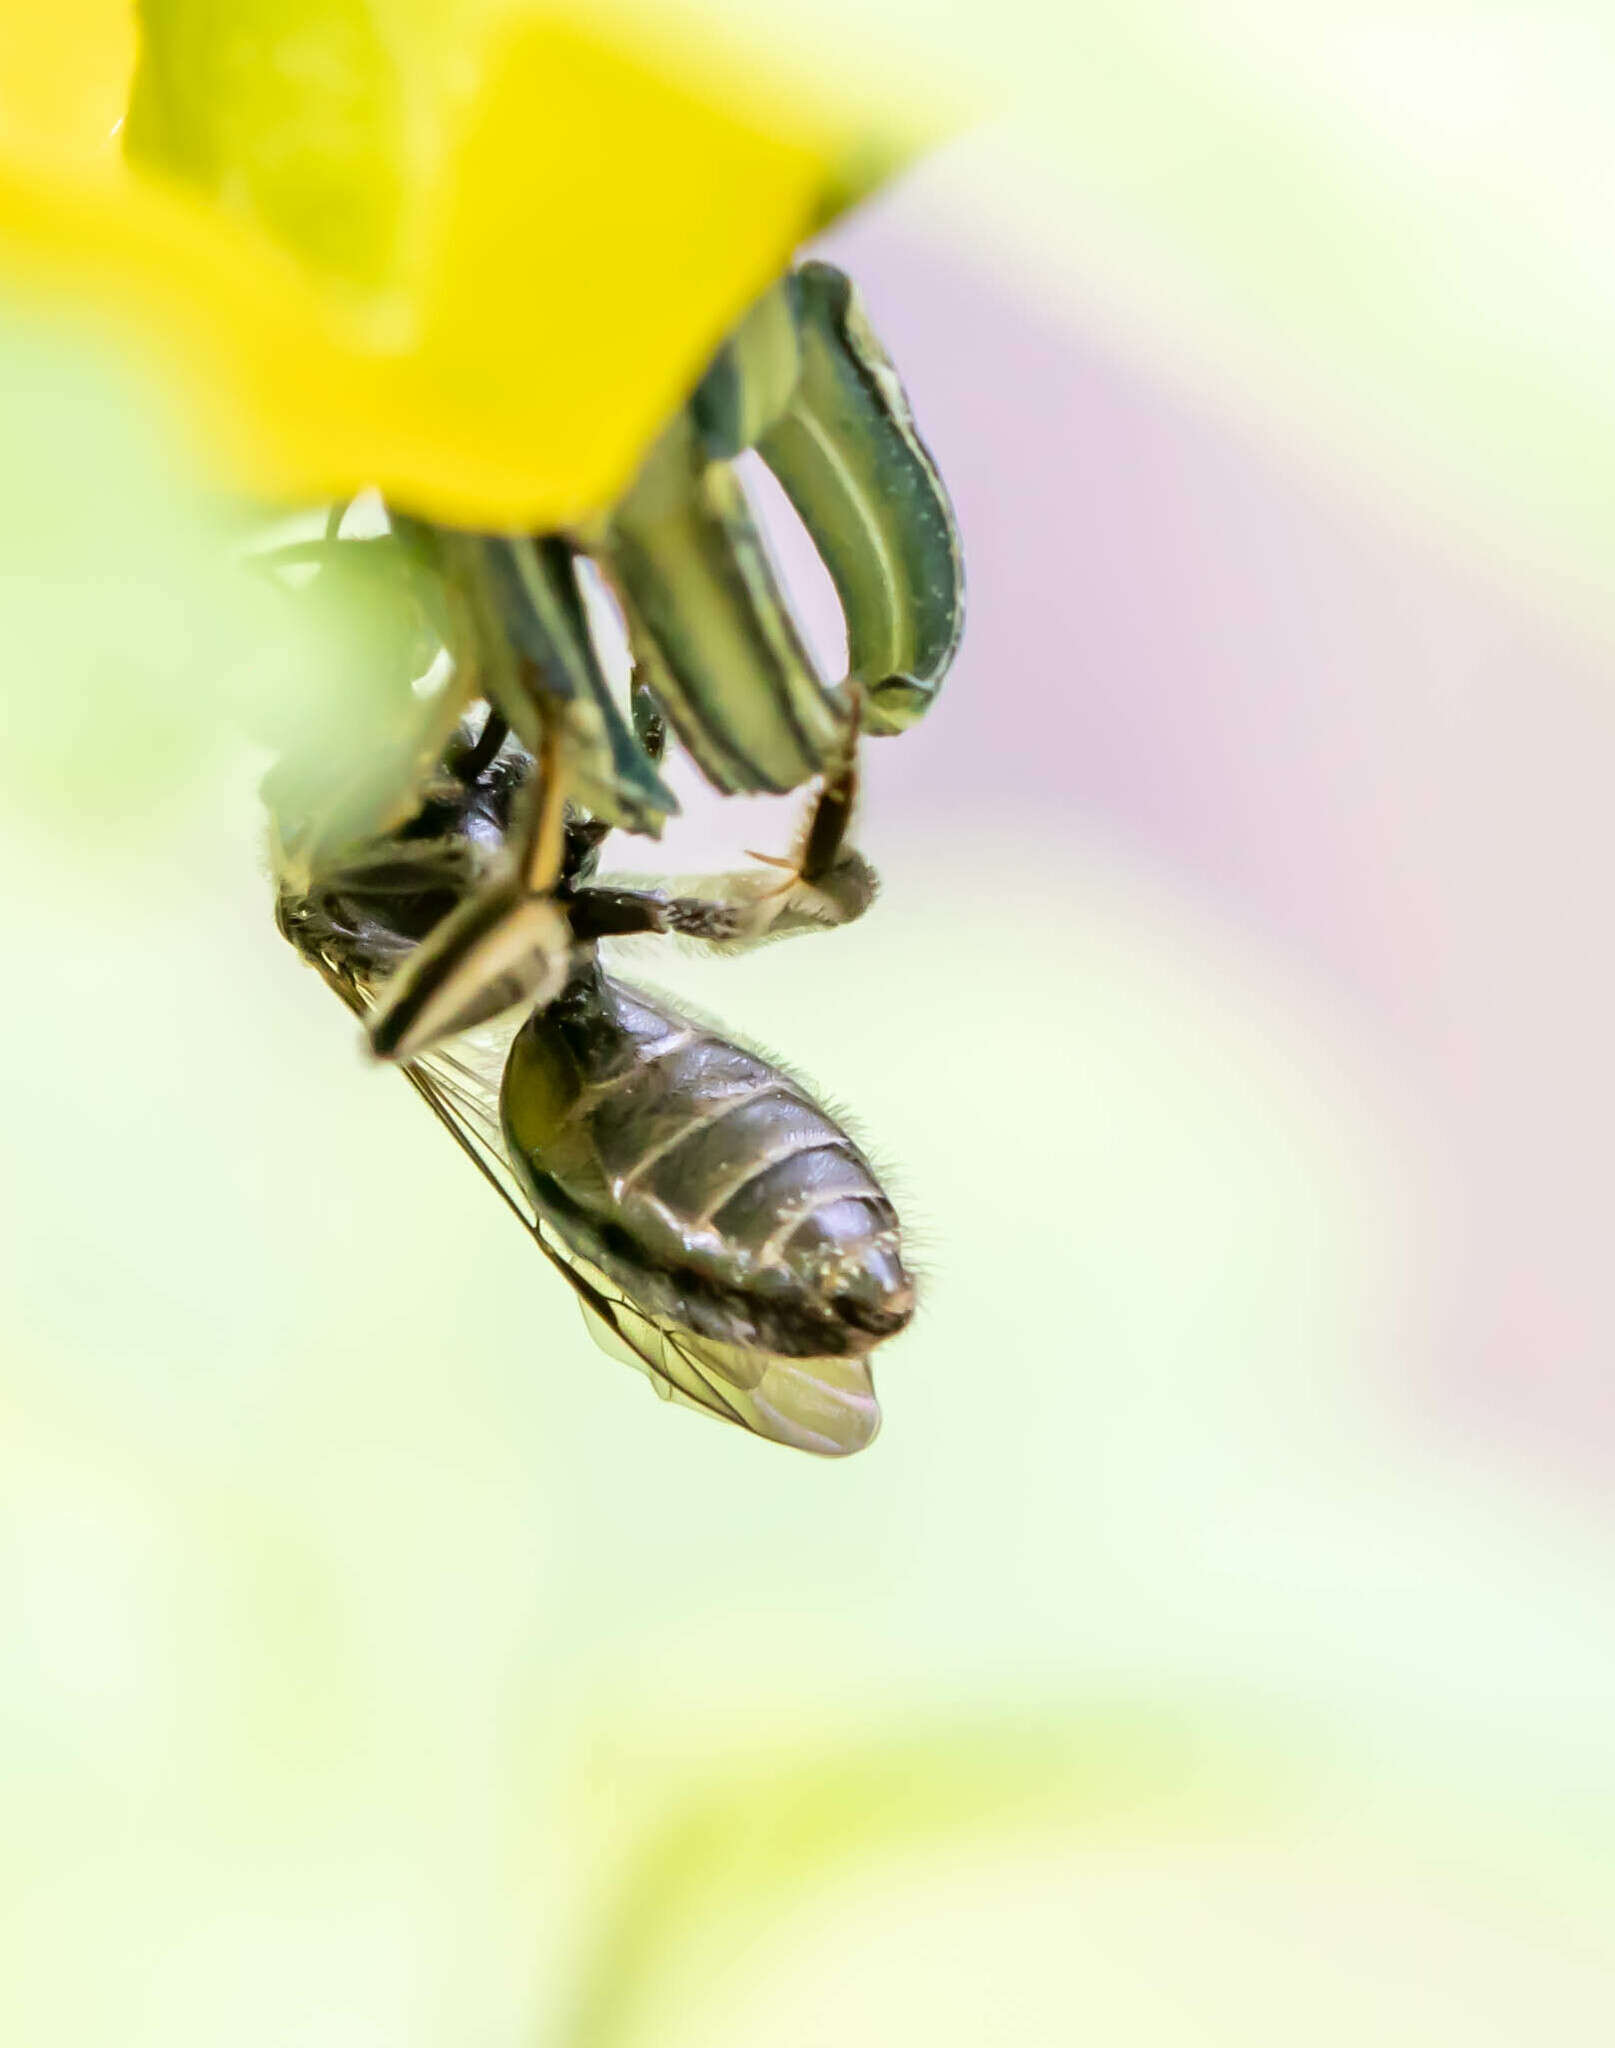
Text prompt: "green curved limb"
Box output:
[[438, 531, 678, 835], [757, 261, 963, 735], [597, 410, 847, 796]]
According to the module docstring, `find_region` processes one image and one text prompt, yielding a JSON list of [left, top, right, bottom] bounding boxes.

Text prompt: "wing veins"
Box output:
[[290, 944, 872, 1451], [400, 1057, 741, 1422]]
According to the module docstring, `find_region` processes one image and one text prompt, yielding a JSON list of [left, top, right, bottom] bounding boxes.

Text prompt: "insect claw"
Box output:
[[742, 847, 803, 899]]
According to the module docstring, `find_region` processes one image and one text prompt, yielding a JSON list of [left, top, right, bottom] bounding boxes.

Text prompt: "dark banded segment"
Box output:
[[634, 1089, 810, 1209], [709, 1143, 875, 1243], [587, 1044, 772, 1183], [500, 966, 913, 1358]]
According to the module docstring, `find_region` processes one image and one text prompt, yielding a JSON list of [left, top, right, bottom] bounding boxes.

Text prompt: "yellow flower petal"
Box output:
[[127, 0, 410, 296], [401, 13, 840, 527], [0, 3, 898, 527], [0, 5, 135, 166]]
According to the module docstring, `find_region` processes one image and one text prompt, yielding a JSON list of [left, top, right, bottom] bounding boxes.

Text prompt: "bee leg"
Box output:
[[566, 886, 671, 942], [642, 719, 876, 951], [735, 693, 876, 938], [743, 679, 862, 880], [365, 728, 575, 1062], [788, 724, 860, 888], [567, 883, 745, 947]]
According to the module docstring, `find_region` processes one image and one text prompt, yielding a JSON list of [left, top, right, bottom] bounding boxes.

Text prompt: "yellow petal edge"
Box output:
[[0, 3, 905, 527]]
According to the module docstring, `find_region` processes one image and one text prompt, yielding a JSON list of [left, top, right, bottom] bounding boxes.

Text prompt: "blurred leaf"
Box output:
[[0, 299, 340, 836]]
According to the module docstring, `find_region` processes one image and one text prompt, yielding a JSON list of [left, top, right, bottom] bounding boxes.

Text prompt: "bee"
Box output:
[[272, 698, 910, 1456], [261, 257, 960, 1452]]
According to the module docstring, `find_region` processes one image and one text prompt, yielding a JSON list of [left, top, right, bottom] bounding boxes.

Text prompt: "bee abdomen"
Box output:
[[707, 1135, 883, 1248], [502, 968, 914, 1355], [628, 1088, 823, 1210]]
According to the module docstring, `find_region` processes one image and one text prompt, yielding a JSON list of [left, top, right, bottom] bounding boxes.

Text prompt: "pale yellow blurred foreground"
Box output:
[[3, 373, 1612, 2036]]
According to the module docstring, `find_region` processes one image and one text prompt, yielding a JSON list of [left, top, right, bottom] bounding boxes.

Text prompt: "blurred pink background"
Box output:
[[823, 172, 1615, 1490]]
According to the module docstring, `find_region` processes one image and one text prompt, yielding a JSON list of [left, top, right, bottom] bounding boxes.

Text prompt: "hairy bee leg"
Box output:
[[564, 886, 666, 942], [798, 761, 857, 883], [567, 885, 744, 946], [741, 681, 864, 885], [631, 737, 877, 953], [707, 690, 872, 932], [765, 712, 862, 885]]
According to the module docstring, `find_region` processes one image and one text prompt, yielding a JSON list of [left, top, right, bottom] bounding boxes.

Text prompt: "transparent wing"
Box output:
[[402, 1022, 542, 1238], [395, 1009, 882, 1458], [287, 933, 881, 1453], [567, 1258, 880, 1459]]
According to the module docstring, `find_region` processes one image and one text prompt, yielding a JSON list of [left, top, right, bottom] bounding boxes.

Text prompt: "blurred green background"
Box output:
[[5, 7, 1615, 2045]]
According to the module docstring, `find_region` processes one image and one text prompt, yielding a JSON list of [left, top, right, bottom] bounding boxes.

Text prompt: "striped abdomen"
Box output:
[[499, 964, 912, 1358]]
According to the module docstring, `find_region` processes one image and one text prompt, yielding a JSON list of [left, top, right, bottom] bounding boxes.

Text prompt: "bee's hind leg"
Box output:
[[653, 698, 878, 950]]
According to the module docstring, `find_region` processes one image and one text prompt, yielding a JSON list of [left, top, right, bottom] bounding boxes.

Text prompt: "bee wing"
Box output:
[[296, 942, 556, 1250], [564, 1260, 881, 1459], [401, 1027, 543, 1237], [400, 1024, 881, 1458]]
